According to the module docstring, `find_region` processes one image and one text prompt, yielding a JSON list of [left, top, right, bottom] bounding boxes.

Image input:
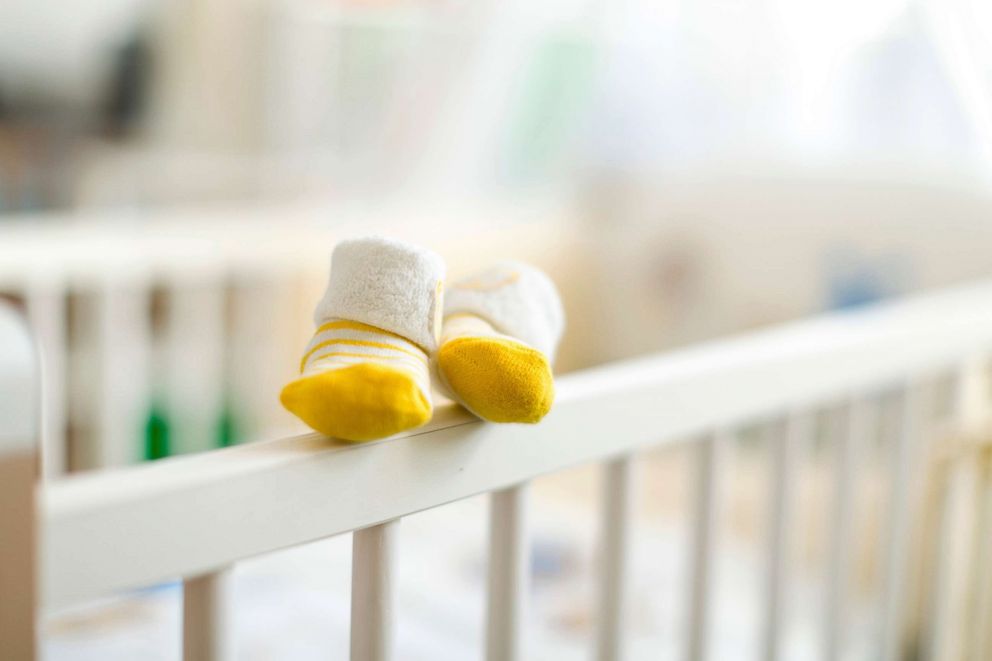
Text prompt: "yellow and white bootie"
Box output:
[[280, 237, 444, 442], [437, 262, 565, 423]]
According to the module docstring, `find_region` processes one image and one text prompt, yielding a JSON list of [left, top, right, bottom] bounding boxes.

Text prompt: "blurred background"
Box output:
[[3, 0, 992, 658]]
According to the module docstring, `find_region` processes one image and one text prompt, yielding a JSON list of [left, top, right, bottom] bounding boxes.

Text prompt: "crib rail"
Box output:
[[31, 278, 992, 660]]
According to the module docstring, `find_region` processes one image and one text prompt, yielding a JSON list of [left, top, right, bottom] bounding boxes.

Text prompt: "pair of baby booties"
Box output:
[[280, 237, 565, 442]]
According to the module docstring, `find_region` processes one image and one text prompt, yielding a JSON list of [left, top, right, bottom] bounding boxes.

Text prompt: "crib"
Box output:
[[4, 271, 992, 661]]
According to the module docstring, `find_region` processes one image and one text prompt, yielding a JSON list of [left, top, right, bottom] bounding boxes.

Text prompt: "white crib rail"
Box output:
[[33, 278, 992, 660]]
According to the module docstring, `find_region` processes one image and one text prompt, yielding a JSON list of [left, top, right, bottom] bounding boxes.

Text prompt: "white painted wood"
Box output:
[[927, 362, 988, 661], [825, 399, 870, 661], [926, 458, 973, 661], [164, 282, 227, 455], [25, 282, 67, 478], [227, 276, 298, 442], [761, 413, 808, 661], [0, 303, 38, 660], [486, 485, 529, 661], [685, 431, 728, 661], [183, 568, 233, 661], [41, 281, 992, 609], [969, 454, 992, 661], [879, 384, 924, 661], [95, 282, 151, 467], [596, 456, 636, 661], [0, 304, 38, 451], [351, 520, 399, 661]]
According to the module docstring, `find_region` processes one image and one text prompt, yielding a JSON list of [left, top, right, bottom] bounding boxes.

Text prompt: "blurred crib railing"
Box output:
[[0, 211, 333, 475], [0, 199, 570, 477], [8, 278, 992, 661]]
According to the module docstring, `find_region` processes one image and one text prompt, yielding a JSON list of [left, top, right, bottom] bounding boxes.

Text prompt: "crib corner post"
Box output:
[[0, 304, 40, 660]]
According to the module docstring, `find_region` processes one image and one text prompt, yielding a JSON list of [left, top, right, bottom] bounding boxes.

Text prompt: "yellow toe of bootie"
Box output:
[[438, 262, 564, 424], [281, 361, 432, 442], [280, 237, 445, 442], [438, 334, 554, 423]]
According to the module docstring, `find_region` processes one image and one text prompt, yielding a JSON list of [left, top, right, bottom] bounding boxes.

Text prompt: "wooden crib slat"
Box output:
[[824, 399, 870, 661], [927, 362, 988, 661], [351, 520, 399, 661], [596, 456, 635, 661], [165, 282, 226, 455], [685, 431, 729, 661], [183, 569, 232, 661], [879, 385, 923, 661], [969, 453, 992, 661], [761, 414, 805, 661], [927, 456, 973, 661], [25, 282, 67, 478], [96, 283, 151, 467], [486, 484, 529, 661]]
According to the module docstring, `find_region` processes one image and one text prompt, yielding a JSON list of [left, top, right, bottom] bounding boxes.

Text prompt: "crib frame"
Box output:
[[6, 279, 992, 661], [0, 304, 39, 660]]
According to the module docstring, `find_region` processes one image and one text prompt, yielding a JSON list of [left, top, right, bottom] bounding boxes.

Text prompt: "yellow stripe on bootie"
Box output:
[[438, 263, 565, 424], [281, 238, 445, 442], [282, 320, 433, 441]]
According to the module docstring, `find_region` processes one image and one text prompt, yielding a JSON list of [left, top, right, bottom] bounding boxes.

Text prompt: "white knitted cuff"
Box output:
[[444, 262, 565, 360], [313, 237, 446, 351]]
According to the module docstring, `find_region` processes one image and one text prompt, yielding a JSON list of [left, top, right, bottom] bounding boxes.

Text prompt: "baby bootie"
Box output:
[[437, 262, 564, 423], [281, 237, 445, 441]]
